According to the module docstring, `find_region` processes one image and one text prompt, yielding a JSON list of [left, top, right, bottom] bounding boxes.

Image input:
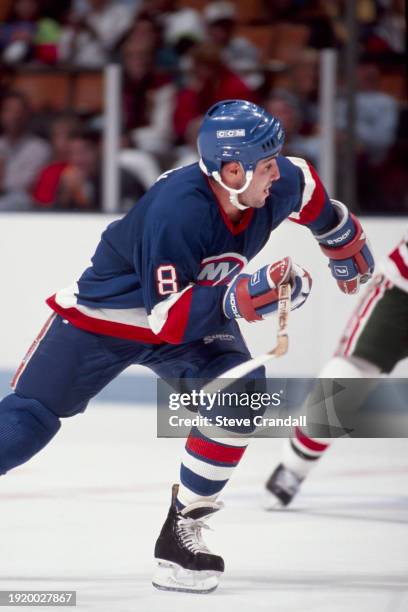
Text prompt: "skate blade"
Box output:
[[262, 491, 287, 511], [152, 560, 221, 594]]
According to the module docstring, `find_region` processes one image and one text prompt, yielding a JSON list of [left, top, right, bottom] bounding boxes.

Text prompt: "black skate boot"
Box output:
[[152, 484, 224, 593], [264, 463, 304, 509]]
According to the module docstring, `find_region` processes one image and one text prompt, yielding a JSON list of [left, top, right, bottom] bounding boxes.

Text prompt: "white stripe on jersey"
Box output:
[[55, 284, 152, 329], [286, 157, 316, 220], [148, 284, 193, 334]]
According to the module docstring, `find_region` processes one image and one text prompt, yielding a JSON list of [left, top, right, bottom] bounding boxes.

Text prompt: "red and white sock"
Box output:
[[177, 426, 249, 508], [283, 426, 331, 478]]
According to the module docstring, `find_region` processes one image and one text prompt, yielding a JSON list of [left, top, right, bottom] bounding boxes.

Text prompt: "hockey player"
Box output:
[[0, 100, 374, 593], [265, 231, 407, 509]]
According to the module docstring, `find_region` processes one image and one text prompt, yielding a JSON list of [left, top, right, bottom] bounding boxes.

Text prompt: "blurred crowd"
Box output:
[[0, 0, 406, 213]]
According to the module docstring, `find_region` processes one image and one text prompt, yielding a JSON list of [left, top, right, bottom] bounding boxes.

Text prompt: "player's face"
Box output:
[[239, 157, 280, 208]]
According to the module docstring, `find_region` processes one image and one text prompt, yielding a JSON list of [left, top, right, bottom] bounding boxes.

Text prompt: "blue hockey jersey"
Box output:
[[47, 156, 337, 344]]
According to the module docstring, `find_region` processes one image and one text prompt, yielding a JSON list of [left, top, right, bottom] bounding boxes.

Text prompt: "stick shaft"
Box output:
[[202, 284, 291, 393]]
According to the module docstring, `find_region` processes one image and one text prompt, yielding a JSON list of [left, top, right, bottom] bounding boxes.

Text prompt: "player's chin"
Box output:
[[254, 195, 268, 207]]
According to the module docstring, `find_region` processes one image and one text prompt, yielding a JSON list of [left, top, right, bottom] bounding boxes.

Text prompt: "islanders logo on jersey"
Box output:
[[197, 253, 247, 286]]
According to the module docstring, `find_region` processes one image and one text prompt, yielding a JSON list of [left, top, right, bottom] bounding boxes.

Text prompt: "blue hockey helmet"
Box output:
[[197, 99, 285, 176]]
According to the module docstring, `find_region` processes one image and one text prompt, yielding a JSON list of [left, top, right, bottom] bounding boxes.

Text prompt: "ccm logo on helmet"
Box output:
[[216, 129, 245, 138], [197, 253, 247, 286]]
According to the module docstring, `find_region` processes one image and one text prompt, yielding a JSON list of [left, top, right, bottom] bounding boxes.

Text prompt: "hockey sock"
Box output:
[[177, 426, 248, 508], [281, 355, 381, 479], [283, 426, 330, 478]]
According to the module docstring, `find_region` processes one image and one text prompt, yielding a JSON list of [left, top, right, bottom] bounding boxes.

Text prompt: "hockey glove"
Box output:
[[223, 256, 312, 321], [314, 200, 374, 294]]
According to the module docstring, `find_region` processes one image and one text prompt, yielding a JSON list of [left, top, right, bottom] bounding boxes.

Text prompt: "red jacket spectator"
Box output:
[[31, 114, 79, 208], [32, 161, 68, 207], [174, 45, 258, 140]]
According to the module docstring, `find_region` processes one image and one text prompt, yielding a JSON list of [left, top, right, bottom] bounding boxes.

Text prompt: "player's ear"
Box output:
[[220, 161, 244, 187]]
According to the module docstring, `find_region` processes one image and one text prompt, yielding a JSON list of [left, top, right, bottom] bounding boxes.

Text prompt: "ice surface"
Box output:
[[1, 403, 407, 612]]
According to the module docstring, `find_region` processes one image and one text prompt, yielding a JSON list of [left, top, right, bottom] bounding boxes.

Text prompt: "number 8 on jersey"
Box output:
[[156, 265, 179, 296]]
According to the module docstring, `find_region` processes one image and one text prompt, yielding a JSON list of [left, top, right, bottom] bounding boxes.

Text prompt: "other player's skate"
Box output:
[[264, 463, 304, 509], [153, 484, 224, 593]]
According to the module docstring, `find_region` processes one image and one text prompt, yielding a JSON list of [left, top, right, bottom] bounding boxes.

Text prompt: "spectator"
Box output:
[[0, 156, 31, 211], [368, 108, 408, 213], [378, 0, 405, 56], [262, 0, 338, 48], [286, 48, 320, 129], [59, 0, 136, 68], [171, 115, 201, 169], [261, 0, 304, 21], [174, 44, 258, 141], [120, 13, 179, 76], [34, 16, 62, 65], [336, 58, 401, 213], [0, 0, 60, 65], [71, 0, 142, 16], [0, 91, 50, 210], [55, 130, 145, 211], [264, 88, 321, 166], [336, 60, 399, 164], [142, 0, 205, 56], [121, 34, 176, 157], [294, 0, 338, 49], [32, 114, 80, 209], [203, 1, 263, 90], [362, 0, 406, 58], [0, 0, 38, 64]]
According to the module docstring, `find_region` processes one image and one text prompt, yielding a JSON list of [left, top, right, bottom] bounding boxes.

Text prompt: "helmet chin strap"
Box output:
[[199, 159, 253, 211]]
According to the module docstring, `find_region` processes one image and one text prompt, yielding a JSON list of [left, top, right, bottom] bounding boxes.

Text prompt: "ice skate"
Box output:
[[264, 463, 304, 509], [153, 484, 224, 593]]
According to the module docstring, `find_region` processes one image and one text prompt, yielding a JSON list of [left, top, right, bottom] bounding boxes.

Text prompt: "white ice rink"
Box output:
[[1, 402, 407, 612]]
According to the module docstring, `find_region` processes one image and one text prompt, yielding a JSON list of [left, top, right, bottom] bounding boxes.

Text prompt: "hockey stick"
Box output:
[[203, 283, 291, 394]]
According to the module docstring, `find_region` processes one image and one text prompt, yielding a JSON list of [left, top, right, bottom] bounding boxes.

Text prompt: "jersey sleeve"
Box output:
[[285, 156, 338, 233], [135, 206, 227, 344]]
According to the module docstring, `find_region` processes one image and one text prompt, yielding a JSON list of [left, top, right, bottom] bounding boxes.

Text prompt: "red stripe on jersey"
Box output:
[[295, 427, 329, 452], [157, 287, 193, 344], [389, 247, 408, 280], [187, 436, 246, 464], [290, 163, 326, 225], [218, 203, 254, 235], [46, 295, 163, 344]]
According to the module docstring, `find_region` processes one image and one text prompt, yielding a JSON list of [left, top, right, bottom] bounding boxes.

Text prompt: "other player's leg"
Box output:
[[265, 275, 407, 508]]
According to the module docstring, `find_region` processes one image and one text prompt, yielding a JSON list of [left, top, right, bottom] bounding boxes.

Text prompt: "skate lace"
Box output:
[[177, 516, 211, 554]]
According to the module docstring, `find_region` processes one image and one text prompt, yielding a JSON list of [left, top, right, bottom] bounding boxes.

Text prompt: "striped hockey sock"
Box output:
[[283, 426, 331, 478], [177, 426, 248, 508]]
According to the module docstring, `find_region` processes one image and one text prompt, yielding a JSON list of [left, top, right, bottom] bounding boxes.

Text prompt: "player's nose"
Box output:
[[271, 159, 280, 181]]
